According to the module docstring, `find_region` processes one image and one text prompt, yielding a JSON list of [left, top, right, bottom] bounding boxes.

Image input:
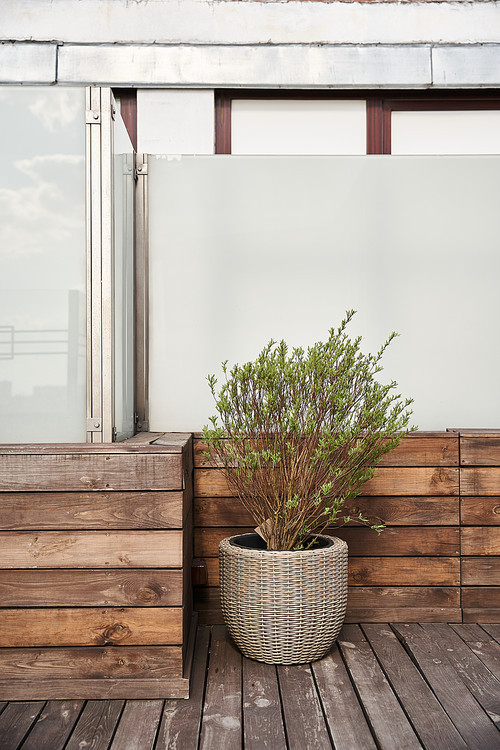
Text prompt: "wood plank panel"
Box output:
[[0, 454, 183, 492], [461, 527, 500, 555], [201, 556, 461, 587], [0, 530, 183, 568], [461, 468, 500, 496], [194, 527, 460, 557], [0, 646, 183, 682], [0, 608, 182, 647], [64, 700, 124, 750], [452, 623, 500, 679], [462, 558, 500, 586], [463, 610, 500, 623], [0, 678, 190, 701], [108, 700, 163, 750], [338, 624, 422, 750], [347, 586, 459, 608], [0, 702, 45, 749], [392, 623, 500, 750], [461, 497, 500, 526], [193, 435, 458, 468], [461, 436, 500, 466], [158, 627, 211, 748], [363, 624, 468, 750], [462, 587, 500, 609], [195, 467, 459, 497], [277, 663, 332, 750], [346, 608, 461, 623], [243, 658, 286, 750], [0, 569, 183, 607], [0, 491, 184, 530], [18, 701, 84, 750], [312, 645, 377, 750], [199, 625, 241, 750], [194, 496, 459, 528]]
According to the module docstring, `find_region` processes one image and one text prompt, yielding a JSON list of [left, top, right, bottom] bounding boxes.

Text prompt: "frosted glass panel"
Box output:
[[149, 155, 500, 431], [113, 111, 135, 441], [0, 87, 86, 442], [232, 100, 366, 155], [392, 110, 500, 154]]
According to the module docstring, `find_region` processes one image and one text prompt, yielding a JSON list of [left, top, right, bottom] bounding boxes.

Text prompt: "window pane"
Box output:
[[392, 110, 500, 155], [149, 155, 500, 432], [0, 87, 86, 442], [232, 100, 366, 155]]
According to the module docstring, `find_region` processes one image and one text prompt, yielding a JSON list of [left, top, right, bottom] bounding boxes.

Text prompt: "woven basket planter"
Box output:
[[219, 533, 348, 664]]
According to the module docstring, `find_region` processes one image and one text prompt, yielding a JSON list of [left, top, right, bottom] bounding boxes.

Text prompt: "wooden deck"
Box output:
[[1, 623, 500, 749]]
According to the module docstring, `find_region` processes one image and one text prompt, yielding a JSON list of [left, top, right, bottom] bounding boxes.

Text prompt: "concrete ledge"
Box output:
[[0, 42, 56, 84], [433, 45, 500, 87], [58, 44, 432, 88]]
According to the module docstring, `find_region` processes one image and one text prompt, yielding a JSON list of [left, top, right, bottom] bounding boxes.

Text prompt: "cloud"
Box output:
[[28, 89, 84, 133]]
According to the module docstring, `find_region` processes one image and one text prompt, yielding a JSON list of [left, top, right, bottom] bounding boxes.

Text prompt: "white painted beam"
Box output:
[[433, 45, 500, 87], [58, 44, 432, 88], [0, 42, 56, 83], [137, 90, 215, 154], [2, 0, 500, 46]]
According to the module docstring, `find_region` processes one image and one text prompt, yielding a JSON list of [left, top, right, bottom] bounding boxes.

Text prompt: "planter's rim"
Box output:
[[221, 532, 347, 557]]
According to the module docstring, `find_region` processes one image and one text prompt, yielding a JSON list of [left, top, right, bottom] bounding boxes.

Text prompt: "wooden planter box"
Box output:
[[0, 433, 194, 699]]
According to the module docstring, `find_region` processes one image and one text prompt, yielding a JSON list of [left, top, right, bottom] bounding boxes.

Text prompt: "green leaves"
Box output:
[[203, 310, 416, 550]]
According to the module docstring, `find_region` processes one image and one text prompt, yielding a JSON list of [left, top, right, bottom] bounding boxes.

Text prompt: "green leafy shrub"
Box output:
[[203, 310, 416, 551]]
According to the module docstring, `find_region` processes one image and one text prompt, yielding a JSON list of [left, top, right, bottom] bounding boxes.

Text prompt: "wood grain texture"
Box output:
[[0, 530, 183, 568], [18, 700, 84, 750], [461, 437, 500, 466], [193, 435, 458, 468], [0, 608, 183, 647], [347, 586, 459, 609], [0, 491, 184, 530], [463, 610, 500, 623], [0, 646, 183, 682], [243, 658, 287, 750], [0, 701, 45, 749], [461, 468, 500, 496], [462, 558, 500, 586], [392, 623, 500, 750], [462, 587, 500, 609], [461, 497, 500, 526], [461, 527, 500, 555], [64, 700, 124, 750], [194, 467, 459, 497], [194, 496, 459, 528], [0, 569, 183, 607], [194, 526, 460, 557], [338, 624, 422, 750], [363, 624, 468, 750], [108, 700, 163, 750], [277, 663, 332, 750], [451, 623, 500, 679], [0, 679, 190, 701], [0, 454, 183, 491], [200, 625, 241, 750]]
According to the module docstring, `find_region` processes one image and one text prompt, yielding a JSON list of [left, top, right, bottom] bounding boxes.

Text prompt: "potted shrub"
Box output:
[[203, 310, 415, 664]]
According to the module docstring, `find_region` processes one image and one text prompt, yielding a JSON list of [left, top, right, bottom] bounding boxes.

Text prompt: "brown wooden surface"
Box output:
[[461, 436, 500, 466], [462, 587, 500, 608], [346, 586, 459, 608], [0, 454, 183, 491], [0, 491, 184, 530], [461, 497, 500, 525], [243, 658, 287, 750], [19, 700, 84, 750], [193, 435, 458, 468], [462, 557, 500, 586], [452, 623, 500, 678], [463, 610, 500, 623], [0, 530, 183, 568], [194, 526, 460, 558], [195, 495, 459, 528], [0, 569, 183, 607], [64, 700, 124, 750], [195, 467, 459, 497], [461, 527, 500, 555], [0, 678, 190, 701], [461, 468, 500, 496], [109, 700, 163, 750], [278, 663, 332, 750], [0, 608, 183, 647]]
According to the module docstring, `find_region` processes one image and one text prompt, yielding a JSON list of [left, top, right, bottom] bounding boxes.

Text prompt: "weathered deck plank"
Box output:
[[1, 624, 500, 750]]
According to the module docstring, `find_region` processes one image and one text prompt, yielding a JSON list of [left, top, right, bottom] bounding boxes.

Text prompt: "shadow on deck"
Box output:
[[1, 623, 500, 749]]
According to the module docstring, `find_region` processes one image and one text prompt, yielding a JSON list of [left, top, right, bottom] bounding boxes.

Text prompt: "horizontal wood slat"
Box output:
[[0, 492, 184, 530], [0, 530, 184, 568], [462, 609, 500, 623], [201, 556, 461, 588], [461, 528, 500, 556], [194, 496, 459, 528], [194, 527, 460, 558], [461, 497, 500, 526], [461, 437, 500, 466], [345, 608, 462, 623], [462, 558, 500, 586], [0, 454, 183, 492], [194, 467, 459, 497], [0, 570, 183, 607], [461, 468, 500, 496], [348, 587, 459, 608], [0, 646, 183, 681], [0, 678, 190, 701], [0, 608, 183, 647], [462, 588, 500, 609], [193, 435, 459, 469]]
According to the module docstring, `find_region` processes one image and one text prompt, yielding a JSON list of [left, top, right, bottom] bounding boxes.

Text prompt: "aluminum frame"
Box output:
[[134, 153, 149, 432]]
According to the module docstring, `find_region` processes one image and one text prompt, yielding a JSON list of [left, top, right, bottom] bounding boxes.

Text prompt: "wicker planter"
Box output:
[[219, 533, 348, 664]]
